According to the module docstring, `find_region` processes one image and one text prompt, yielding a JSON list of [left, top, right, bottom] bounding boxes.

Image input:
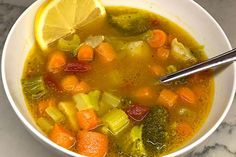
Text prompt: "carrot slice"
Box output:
[[158, 89, 178, 108], [177, 87, 197, 105], [48, 51, 66, 73], [77, 44, 94, 61], [38, 98, 56, 115], [74, 81, 91, 93], [156, 47, 170, 61], [149, 64, 165, 77], [49, 124, 75, 149], [96, 42, 116, 62], [61, 75, 79, 92], [77, 131, 108, 157], [77, 109, 100, 130], [176, 122, 194, 137], [147, 29, 167, 48], [61, 75, 90, 93]]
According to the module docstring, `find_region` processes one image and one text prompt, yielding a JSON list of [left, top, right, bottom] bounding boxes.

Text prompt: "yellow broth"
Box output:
[[22, 7, 214, 157]]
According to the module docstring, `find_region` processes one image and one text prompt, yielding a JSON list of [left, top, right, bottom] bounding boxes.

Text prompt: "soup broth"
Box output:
[[22, 7, 214, 157]]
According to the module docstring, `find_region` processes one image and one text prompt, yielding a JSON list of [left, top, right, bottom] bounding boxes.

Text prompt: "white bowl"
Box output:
[[1, 0, 236, 156]]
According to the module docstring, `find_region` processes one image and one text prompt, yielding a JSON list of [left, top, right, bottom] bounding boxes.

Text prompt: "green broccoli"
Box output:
[[108, 13, 150, 35], [142, 106, 169, 154]]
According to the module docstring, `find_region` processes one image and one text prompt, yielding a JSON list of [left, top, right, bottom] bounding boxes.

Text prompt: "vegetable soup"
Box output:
[[21, 6, 214, 157]]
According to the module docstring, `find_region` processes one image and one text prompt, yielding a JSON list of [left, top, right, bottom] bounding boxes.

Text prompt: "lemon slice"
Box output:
[[35, 0, 106, 50]]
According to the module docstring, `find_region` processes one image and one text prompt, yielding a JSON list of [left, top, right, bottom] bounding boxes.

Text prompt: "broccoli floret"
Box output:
[[142, 106, 169, 154], [108, 13, 150, 35]]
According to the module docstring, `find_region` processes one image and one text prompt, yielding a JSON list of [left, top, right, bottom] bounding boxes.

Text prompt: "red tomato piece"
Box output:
[[64, 61, 91, 73], [126, 104, 150, 121]]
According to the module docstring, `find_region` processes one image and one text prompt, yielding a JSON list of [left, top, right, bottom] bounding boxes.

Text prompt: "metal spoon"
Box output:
[[160, 48, 236, 83]]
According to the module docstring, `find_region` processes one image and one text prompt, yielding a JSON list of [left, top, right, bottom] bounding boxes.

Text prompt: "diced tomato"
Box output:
[[126, 104, 150, 121], [64, 61, 91, 73]]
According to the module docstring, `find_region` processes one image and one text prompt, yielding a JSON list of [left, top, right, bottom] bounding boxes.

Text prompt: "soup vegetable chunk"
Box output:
[[21, 4, 214, 157]]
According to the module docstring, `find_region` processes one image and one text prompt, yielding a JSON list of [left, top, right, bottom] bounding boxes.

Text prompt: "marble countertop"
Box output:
[[0, 0, 235, 157]]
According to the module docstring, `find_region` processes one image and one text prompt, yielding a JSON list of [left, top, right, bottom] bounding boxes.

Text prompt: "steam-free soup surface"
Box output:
[[22, 7, 214, 157]]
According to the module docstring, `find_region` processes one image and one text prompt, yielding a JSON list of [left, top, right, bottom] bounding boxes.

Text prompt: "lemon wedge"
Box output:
[[35, 0, 106, 50]]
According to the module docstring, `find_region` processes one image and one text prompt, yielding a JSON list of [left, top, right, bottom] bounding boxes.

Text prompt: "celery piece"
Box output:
[[73, 93, 93, 111], [21, 76, 47, 100], [98, 92, 121, 116], [57, 34, 80, 52], [58, 101, 78, 131], [167, 65, 177, 74], [101, 92, 121, 108], [130, 125, 147, 156], [102, 109, 129, 135], [45, 106, 65, 123], [99, 125, 111, 135], [107, 70, 123, 87], [97, 101, 113, 116], [171, 38, 197, 64], [36, 117, 53, 133], [88, 90, 101, 111]]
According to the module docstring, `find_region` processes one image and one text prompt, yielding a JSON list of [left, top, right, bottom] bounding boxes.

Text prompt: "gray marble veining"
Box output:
[[0, 0, 235, 157]]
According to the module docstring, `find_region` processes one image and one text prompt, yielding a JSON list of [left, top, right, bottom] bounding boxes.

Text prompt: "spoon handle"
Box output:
[[160, 48, 236, 83]]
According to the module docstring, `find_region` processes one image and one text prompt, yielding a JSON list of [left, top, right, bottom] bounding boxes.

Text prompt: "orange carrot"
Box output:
[[74, 81, 91, 93], [61, 75, 79, 92], [77, 131, 108, 157], [49, 124, 75, 149], [176, 122, 194, 137], [156, 47, 170, 61], [38, 98, 56, 115], [148, 64, 165, 77], [61, 75, 90, 93], [48, 51, 66, 73], [77, 44, 94, 61], [96, 42, 116, 62], [177, 87, 197, 105], [158, 89, 178, 108], [147, 29, 167, 48], [134, 87, 155, 100], [77, 109, 100, 130]]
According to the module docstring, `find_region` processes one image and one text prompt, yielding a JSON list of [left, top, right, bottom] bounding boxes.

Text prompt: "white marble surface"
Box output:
[[0, 0, 236, 157]]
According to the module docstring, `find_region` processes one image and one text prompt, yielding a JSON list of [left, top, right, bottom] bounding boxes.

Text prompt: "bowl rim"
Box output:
[[1, 0, 235, 157]]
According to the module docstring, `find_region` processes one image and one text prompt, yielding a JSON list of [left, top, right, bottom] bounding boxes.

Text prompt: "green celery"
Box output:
[[45, 106, 65, 123], [21, 76, 47, 100], [101, 92, 121, 108], [98, 92, 121, 116], [102, 109, 129, 135], [36, 117, 53, 133], [130, 125, 147, 156], [73, 93, 93, 111], [88, 90, 101, 111], [57, 34, 80, 52], [99, 125, 111, 135], [58, 101, 78, 131]]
